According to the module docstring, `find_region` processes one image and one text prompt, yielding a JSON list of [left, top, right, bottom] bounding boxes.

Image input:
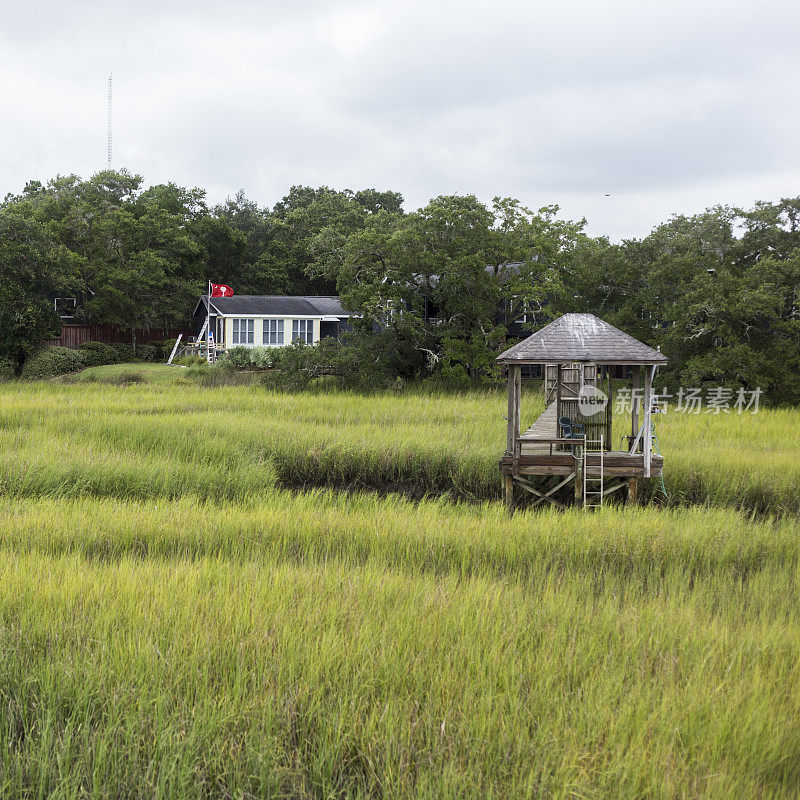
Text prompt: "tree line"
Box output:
[[1, 169, 798, 401]]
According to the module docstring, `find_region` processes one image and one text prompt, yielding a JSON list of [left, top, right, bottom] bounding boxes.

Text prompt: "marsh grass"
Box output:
[[1, 381, 799, 510], [1, 380, 800, 796], [0, 496, 798, 797]]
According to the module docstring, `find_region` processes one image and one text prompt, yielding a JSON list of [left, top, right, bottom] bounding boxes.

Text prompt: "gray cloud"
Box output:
[[1, 0, 798, 240]]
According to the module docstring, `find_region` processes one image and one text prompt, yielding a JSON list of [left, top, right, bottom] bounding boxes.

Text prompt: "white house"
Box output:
[[192, 295, 354, 350]]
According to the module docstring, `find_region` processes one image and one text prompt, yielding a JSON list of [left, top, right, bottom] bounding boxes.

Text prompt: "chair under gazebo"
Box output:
[[497, 313, 668, 510]]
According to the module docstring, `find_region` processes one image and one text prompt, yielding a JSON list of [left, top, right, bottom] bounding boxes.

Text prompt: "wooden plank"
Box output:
[[501, 463, 661, 478], [501, 453, 662, 466], [506, 366, 515, 456], [587, 466, 662, 477], [520, 400, 558, 439], [513, 365, 522, 450], [556, 363, 562, 427], [602, 481, 628, 497], [516, 474, 572, 509], [512, 466, 574, 476], [515, 455, 575, 466]]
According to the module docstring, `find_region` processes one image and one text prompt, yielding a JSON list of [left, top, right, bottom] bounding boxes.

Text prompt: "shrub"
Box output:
[[265, 341, 325, 390], [111, 343, 136, 362], [249, 347, 273, 370], [162, 338, 180, 360], [136, 344, 159, 362], [79, 341, 121, 368], [264, 336, 398, 392], [218, 346, 274, 371], [175, 354, 207, 367], [218, 346, 252, 370], [21, 347, 88, 380], [0, 357, 16, 380]]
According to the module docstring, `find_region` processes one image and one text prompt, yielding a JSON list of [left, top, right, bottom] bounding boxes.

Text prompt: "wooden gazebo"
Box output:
[[497, 313, 668, 509]]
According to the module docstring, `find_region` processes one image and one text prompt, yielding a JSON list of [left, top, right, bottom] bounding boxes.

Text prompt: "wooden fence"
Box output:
[[44, 325, 192, 349]]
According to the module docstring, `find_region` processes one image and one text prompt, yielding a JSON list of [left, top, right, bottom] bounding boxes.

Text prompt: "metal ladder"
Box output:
[[583, 435, 604, 509]]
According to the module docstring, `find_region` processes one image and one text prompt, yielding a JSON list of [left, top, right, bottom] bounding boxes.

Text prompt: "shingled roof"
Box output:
[[496, 313, 668, 365], [198, 295, 352, 317]]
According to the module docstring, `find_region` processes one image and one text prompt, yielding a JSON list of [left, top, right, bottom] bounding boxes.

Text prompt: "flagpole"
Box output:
[[207, 279, 212, 363]]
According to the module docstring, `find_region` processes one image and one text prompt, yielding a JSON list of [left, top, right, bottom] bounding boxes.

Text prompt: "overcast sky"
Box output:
[[1, 0, 798, 240]]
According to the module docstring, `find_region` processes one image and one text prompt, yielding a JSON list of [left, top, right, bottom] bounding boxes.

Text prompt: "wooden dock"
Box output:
[[499, 451, 663, 478], [500, 402, 663, 478], [521, 400, 558, 439], [497, 314, 668, 509]]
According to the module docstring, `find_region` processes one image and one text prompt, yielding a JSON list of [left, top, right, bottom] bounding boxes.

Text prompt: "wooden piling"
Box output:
[[503, 473, 514, 512], [574, 440, 583, 507], [627, 477, 638, 505]]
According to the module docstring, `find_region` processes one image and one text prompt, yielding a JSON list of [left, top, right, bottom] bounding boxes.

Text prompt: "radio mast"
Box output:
[[107, 74, 112, 168]]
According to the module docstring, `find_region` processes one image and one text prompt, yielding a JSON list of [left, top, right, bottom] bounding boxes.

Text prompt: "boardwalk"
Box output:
[[508, 400, 664, 475], [522, 400, 558, 439]]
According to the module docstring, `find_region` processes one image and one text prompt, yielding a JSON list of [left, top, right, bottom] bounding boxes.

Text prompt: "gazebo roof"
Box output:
[[496, 313, 668, 365]]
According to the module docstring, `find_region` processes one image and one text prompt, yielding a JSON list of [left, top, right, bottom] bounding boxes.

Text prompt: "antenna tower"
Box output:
[[107, 74, 112, 168]]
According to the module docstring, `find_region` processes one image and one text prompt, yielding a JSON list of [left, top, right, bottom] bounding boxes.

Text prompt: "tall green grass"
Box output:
[[1, 381, 799, 510], [1, 495, 799, 797], [1, 493, 795, 582], [1, 379, 799, 796]]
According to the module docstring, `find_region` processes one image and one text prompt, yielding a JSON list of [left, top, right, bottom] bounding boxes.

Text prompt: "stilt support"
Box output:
[[574, 440, 584, 507], [516, 474, 572, 509], [627, 478, 639, 505], [503, 473, 514, 512]]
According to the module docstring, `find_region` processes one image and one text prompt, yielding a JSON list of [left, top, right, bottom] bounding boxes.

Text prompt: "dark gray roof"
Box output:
[[199, 295, 352, 317], [497, 313, 668, 365], [306, 296, 351, 316]]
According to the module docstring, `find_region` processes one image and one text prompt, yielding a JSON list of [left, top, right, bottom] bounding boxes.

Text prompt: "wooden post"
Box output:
[[574, 438, 583, 506], [506, 365, 515, 456], [503, 473, 514, 512], [605, 365, 612, 451], [513, 365, 522, 448], [627, 477, 638, 505], [631, 366, 640, 446], [643, 365, 653, 478], [504, 364, 522, 513], [556, 363, 562, 436]]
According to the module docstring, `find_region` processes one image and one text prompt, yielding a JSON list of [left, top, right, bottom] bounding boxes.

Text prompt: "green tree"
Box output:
[[3, 170, 206, 344], [0, 211, 79, 371], [335, 195, 586, 382]]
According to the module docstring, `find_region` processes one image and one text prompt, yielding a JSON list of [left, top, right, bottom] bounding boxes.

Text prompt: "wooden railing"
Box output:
[[513, 436, 585, 471]]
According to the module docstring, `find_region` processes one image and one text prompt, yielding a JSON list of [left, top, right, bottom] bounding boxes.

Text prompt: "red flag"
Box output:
[[210, 283, 234, 298]]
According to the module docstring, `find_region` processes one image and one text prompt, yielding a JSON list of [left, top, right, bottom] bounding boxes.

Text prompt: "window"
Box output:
[[232, 318, 254, 345], [508, 296, 531, 324], [292, 319, 314, 344], [263, 319, 284, 345]]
